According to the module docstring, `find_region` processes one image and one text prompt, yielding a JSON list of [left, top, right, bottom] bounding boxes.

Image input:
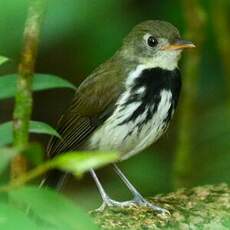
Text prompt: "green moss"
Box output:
[[92, 184, 230, 229]]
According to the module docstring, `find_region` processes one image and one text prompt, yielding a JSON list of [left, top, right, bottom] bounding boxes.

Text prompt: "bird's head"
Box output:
[[120, 20, 195, 70]]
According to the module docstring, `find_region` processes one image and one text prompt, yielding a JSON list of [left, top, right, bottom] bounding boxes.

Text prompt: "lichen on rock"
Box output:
[[91, 183, 230, 229]]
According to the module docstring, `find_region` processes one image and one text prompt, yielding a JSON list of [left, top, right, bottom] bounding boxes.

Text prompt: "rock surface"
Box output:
[[92, 183, 230, 229]]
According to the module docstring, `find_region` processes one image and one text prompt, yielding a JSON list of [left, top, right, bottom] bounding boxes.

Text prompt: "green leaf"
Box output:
[[0, 56, 9, 66], [0, 203, 39, 230], [0, 122, 13, 146], [0, 144, 44, 171], [0, 147, 18, 173], [29, 121, 61, 139], [0, 151, 117, 190], [23, 143, 44, 166], [0, 74, 76, 100], [0, 121, 60, 147], [10, 186, 99, 230], [53, 151, 118, 176], [32, 74, 76, 91]]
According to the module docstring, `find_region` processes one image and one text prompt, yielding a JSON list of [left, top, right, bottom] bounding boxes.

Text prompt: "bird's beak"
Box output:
[[161, 39, 195, 50]]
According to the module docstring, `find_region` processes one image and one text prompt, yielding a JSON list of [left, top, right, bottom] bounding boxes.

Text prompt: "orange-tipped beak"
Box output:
[[161, 39, 195, 50]]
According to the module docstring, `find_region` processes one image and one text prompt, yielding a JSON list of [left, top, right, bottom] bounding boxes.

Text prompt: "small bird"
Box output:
[[46, 20, 195, 214]]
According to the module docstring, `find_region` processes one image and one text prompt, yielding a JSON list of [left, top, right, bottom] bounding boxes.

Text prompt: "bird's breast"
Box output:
[[88, 66, 181, 159]]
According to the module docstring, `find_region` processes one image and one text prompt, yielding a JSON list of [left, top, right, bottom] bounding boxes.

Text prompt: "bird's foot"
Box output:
[[94, 199, 136, 212], [94, 197, 170, 216], [133, 196, 170, 216]]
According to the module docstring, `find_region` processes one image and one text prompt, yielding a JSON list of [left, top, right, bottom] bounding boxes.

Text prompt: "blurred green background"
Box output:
[[0, 0, 229, 210]]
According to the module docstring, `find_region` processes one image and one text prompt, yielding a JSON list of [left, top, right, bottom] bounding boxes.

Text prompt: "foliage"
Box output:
[[0, 149, 117, 228], [0, 56, 9, 66], [0, 51, 118, 228], [0, 147, 19, 173], [0, 203, 39, 229], [0, 14, 117, 228], [0, 186, 99, 230], [0, 74, 76, 100], [0, 121, 60, 146]]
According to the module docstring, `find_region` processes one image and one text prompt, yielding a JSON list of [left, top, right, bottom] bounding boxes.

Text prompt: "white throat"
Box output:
[[140, 50, 181, 71]]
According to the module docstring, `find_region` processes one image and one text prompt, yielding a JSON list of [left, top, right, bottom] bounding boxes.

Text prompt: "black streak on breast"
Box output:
[[119, 67, 182, 125]]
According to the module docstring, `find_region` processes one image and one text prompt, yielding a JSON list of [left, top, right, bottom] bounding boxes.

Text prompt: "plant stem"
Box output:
[[11, 0, 46, 179], [212, 0, 230, 99], [0, 161, 54, 193], [173, 0, 206, 188]]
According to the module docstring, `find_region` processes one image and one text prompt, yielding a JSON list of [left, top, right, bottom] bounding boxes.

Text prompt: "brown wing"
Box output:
[[47, 58, 125, 158]]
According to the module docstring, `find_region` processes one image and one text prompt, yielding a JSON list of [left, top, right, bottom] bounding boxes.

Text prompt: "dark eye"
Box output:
[[147, 36, 158, 47]]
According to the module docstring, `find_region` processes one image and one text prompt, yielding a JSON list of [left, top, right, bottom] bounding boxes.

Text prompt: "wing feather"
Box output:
[[47, 57, 125, 158]]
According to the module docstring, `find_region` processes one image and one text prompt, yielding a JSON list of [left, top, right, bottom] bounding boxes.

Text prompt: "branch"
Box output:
[[11, 0, 46, 179], [92, 184, 230, 229]]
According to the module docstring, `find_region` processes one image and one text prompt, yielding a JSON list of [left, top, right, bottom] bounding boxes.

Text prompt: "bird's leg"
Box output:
[[90, 169, 140, 212], [112, 164, 170, 215], [90, 167, 169, 215], [90, 169, 122, 211], [90, 169, 110, 208]]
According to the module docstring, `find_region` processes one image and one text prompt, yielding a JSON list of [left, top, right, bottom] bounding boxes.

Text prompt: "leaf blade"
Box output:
[[0, 74, 75, 100], [29, 121, 61, 139], [9, 186, 99, 230], [0, 121, 60, 147], [0, 122, 13, 147], [53, 151, 118, 176], [0, 148, 18, 174], [33, 74, 76, 91], [0, 56, 9, 66], [0, 203, 39, 229], [0, 151, 118, 193]]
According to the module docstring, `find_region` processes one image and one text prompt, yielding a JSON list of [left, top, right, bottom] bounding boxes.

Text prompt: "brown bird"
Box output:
[[46, 20, 195, 214]]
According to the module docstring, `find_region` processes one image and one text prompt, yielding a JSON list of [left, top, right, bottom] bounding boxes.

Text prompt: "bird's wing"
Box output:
[[47, 59, 124, 158]]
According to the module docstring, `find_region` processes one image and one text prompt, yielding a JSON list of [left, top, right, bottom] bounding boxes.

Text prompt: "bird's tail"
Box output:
[[40, 169, 69, 191]]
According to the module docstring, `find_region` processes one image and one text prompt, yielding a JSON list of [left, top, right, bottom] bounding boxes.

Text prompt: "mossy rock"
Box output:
[[92, 183, 230, 229]]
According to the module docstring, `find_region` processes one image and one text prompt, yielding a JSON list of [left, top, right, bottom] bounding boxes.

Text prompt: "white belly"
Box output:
[[88, 89, 173, 160]]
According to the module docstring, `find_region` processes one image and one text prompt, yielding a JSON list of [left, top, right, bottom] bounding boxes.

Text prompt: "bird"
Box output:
[[45, 20, 195, 215]]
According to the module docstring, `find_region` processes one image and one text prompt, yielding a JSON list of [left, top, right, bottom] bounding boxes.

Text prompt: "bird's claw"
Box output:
[[93, 198, 170, 216], [134, 197, 170, 216]]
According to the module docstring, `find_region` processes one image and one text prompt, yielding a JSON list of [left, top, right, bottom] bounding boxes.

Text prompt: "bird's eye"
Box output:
[[147, 36, 158, 47]]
